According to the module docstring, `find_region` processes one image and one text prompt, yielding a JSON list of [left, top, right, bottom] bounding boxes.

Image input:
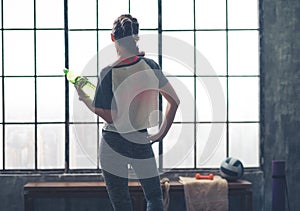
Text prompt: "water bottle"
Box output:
[[64, 68, 96, 101]]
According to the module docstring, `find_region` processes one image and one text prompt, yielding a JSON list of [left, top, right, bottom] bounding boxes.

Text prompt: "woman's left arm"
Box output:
[[147, 82, 180, 142]]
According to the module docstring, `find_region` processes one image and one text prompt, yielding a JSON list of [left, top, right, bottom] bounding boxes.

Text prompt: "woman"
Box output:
[[76, 14, 179, 211]]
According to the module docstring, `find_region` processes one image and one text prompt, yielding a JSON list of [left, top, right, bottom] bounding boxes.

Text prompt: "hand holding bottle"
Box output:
[[64, 68, 96, 105], [74, 78, 92, 103]]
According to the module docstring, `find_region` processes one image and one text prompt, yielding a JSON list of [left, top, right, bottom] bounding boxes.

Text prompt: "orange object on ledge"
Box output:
[[195, 173, 214, 180]]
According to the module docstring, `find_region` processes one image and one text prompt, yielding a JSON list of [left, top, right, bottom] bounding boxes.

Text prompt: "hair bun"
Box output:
[[121, 18, 133, 37]]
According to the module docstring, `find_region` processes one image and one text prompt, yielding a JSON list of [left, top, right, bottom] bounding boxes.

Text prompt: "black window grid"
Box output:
[[0, 0, 261, 173]]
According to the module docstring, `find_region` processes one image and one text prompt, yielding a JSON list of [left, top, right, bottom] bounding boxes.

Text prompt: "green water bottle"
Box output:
[[64, 68, 96, 101]]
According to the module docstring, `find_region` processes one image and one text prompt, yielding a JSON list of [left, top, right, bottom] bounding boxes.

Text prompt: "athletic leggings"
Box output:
[[100, 129, 164, 211]]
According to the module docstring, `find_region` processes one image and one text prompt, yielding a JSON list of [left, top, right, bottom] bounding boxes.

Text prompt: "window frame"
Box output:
[[0, 0, 262, 174]]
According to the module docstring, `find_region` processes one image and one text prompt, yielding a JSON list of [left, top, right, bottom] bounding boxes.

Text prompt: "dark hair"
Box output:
[[112, 14, 141, 55]]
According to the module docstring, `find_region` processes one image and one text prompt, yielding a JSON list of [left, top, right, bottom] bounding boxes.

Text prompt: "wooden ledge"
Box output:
[[24, 180, 252, 211], [24, 179, 252, 191]]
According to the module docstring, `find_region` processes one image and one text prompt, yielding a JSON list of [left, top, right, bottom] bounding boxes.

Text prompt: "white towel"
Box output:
[[179, 175, 228, 211]]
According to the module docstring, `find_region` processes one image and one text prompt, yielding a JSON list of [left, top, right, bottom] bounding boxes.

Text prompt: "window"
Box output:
[[0, 0, 260, 172]]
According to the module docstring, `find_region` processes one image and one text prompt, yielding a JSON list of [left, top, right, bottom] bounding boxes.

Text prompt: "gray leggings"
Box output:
[[100, 129, 164, 211]]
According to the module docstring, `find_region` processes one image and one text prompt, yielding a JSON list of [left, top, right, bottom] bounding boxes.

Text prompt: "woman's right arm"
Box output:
[[75, 85, 115, 124], [81, 98, 114, 124]]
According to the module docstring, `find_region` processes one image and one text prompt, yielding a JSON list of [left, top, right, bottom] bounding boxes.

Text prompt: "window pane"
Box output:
[[139, 31, 158, 59], [228, 31, 259, 75], [0, 65, 1, 168], [0, 127, 2, 169], [69, 87, 76, 122], [98, 31, 118, 68], [36, 0, 64, 28], [229, 77, 259, 121], [98, 0, 129, 29], [5, 125, 35, 169], [68, 0, 96, 29], [0, 80, 2, 122], [3, 0, 34, 28], [162, 0, 194, 30], [0, 32, 2, 76], [197, 123, 226, 168], [4, 31, 34, 76], [228, 0, 259, 29], [196, 77, 227, 122], [69, 77, 98, 123], [37, 77, 65, 122], [98, 30, 113, 50], [36, 30, 65, 75], [162, 32, 194, 76], [229, 123, 259, 167], [163, 77, 194, 123], [162, 52, 192, 76], [5, 78, 35, 122], [37, 124, 64, 169], [196, 31, 227, 76], [130, 0, 158, 29], [70, 124, 98, 169], [69, 31, 97, 75], [163, 123, 194, 168], [196, 0, 226, 29]]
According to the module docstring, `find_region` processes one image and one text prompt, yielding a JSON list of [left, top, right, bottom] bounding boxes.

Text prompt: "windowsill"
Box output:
[[0, 168, 263, 182]]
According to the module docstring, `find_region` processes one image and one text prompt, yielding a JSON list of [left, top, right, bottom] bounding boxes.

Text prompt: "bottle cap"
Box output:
[[63, 68, 69, 74]]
